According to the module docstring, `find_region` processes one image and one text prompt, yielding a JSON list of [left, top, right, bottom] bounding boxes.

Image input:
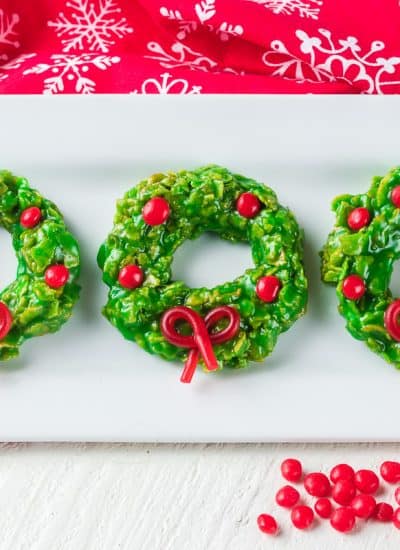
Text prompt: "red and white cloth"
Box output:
[[1, 0, 400, 94]]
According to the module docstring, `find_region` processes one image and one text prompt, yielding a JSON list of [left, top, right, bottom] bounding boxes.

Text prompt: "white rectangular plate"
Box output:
[[1, 95, 400, 442]]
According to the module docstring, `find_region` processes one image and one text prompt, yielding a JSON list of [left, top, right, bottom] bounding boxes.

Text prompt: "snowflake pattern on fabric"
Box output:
[[247, 0, 323, 19], [262, 29, 400, 93], [23, 53, 120, 94], [146, 41, 218, 71], [195, 0, 216, 22], [146, 41, 244, 75], [0, 9, 20, 61], [0, 53, 36, 81], [2, 1, 400, 94], [48, 0, 133, 53], [160, 2, 243, 42], [160, 9, 197, 41], [132, 72, 202, 94]]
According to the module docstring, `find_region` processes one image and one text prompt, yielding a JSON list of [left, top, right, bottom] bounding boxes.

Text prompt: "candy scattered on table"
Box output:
[[351, 494, 376, 519], [304, 472, 331, 497], [314, 498, 332, 519], [381, 461, 400, 483], [394, 508, 400, 529], [374, 502, 394, 522], [291, 505, 314, 530], [354, 469, 379, 494], [257, 514, 278, 535], [257, 458, 400, 536], [330, 507, 356, 533], [330, 463, 355, 484], [281, 458, 302, 483], [332, 479, 356, 505], [275, 486, 300, 508]]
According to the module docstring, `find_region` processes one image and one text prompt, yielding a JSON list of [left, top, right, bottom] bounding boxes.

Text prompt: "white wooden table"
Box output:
[[0, 443, 399, 549]]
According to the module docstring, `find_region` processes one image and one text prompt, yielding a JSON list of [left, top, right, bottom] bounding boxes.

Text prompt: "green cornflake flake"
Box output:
[[98, 165, 308, 371], [321, 166, 400, 369], [0, 171, 81, 361]]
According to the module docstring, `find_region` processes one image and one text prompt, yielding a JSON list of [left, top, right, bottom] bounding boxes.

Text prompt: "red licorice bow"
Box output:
[[161, 305, 240, 383], [384, 299, 400, 341]]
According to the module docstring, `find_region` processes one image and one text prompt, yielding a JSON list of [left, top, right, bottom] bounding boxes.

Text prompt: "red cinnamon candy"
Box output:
[[257, 514, 278, 535], [161, 305, 240, 383], [374, 502, 393, 522], [380, 461, 400, 483], [0, 302, 12, 340], [257, 457, 400, 536]]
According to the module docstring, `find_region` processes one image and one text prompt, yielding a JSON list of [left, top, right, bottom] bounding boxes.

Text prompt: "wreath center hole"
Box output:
[[0, 229, 15, 290], [391, 261, 400, 298], [172, 233, 252, 289]]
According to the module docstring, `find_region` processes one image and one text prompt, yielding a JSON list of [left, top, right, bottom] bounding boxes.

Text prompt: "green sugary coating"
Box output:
[[98, 165, 308, 370], [0, 171, 80, 360], [321, 166, 400, 367]]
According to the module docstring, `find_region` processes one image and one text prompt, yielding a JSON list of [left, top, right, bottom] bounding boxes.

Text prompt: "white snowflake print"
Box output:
[[217, 22, 244, 42], [0, 9, 20, 61], [247, 0, 322, 19], [159, 8, 198, 40], [0, 53, 36, 81], [194, 0, 216, 22], [160, 2, 243, 42], [262, 29, 400, 93], [146, 41, 218, 72], [47, 0, 133, 53], [146, 41, 243, 75], [132, 72, 202, 94], [23, 53, 120, 94]]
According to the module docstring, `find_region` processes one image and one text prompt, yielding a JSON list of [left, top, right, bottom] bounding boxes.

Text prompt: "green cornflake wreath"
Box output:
[[321, 166, 400, 368], [0, 171, 80, 360], [98, 165, 308, 375]]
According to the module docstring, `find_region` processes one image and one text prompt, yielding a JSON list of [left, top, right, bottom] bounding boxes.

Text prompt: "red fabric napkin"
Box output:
[[1, 0, 400, 94]]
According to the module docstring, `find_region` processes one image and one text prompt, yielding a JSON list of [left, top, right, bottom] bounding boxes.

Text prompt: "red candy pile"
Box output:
[[257, 458, 400, 536]]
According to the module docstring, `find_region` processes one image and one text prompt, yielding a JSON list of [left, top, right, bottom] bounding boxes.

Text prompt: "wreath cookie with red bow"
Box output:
[[0, 171, 80, 360], [98, 165, 308, 382], [321, 166, 400, 368]]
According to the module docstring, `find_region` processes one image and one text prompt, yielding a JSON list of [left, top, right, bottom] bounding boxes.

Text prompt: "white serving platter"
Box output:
[[0, 95, 400, 442]]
